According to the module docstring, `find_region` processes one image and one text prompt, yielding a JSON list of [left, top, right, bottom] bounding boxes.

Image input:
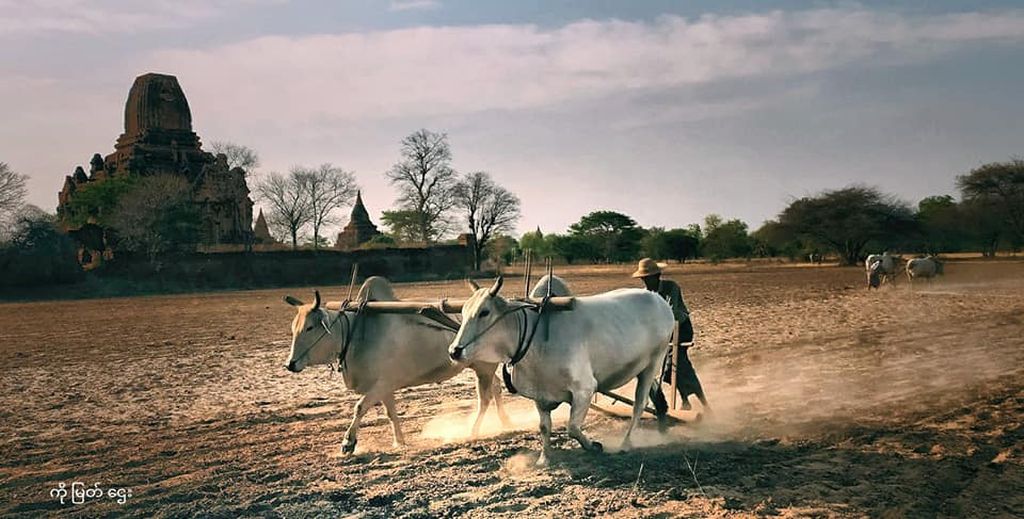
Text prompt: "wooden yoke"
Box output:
[[325, 297, 576, 314]]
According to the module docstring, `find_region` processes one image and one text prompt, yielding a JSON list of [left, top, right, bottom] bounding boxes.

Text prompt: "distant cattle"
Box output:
[[865, 252, 901, 288], [283, 277, 509, 454], [907, 256, 944, 286], [867, 260, 883, 289]]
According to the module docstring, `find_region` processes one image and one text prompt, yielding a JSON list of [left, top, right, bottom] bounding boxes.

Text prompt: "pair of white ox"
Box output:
[[283, 275, 674, 464]]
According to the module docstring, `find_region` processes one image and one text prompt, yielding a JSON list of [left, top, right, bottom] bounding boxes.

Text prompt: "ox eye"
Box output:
[[305, 326, 314, 332], [479, 309, 491, 317]]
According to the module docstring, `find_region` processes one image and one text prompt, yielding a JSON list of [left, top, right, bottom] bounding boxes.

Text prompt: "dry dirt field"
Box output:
[[2, 261, 1023, 518]]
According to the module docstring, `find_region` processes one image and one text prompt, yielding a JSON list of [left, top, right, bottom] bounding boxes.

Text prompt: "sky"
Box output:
[[2, 0, 1023, 236]]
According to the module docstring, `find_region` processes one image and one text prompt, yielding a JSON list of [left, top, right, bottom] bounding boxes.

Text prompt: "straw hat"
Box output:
[[631, 258, 666, 278]]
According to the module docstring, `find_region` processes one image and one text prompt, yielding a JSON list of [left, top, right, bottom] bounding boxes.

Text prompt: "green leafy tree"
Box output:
[[751, 219, 804, 259], [568, 210, 643, 262], [641, 227, 669, 259], [549, 234, 599, 264], [62, 175, 139, 228], [916, 195, 966, 254], [959, 198, 1003, 257], [360, 234, 397, 249], [486, 234, 519, 267], [519, 227, 552, 258], [775, 186, 916, 265], [701, 214, 753, 261], [381, 209, 425, 244], [957, 159, 1024, 251], [664, 228, 700, 262], [0, 209, 83, 287], [641, 227, 699, 263]]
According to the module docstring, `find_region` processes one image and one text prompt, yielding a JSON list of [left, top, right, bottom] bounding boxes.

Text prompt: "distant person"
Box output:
[[632, 258, 710, 418]]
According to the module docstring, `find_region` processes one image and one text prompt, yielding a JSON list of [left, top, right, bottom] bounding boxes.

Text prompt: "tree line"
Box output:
[[256, 129, 521, 270], [753, 160, 1024, 264], [510, 212, 744, 265], [499, 160, 1024, 266], [1, 146, 1022, 289]]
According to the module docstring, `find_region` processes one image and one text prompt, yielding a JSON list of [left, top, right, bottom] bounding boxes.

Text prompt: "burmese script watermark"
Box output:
[[49, 482, 133, 505]]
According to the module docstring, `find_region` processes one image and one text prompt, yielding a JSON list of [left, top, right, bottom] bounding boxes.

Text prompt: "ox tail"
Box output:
[[501, 364, 518, 394]]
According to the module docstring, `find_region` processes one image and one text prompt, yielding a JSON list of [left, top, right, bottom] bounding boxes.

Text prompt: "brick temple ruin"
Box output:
[[57, 73, 253, 265]]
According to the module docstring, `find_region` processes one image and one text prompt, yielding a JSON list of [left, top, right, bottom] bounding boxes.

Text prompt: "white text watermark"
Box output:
[[49, 482, 133, 505]]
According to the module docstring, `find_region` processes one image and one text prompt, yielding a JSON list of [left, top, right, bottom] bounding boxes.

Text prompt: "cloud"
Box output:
[[144, 8, 1024, 127], [388, 0, 440, 12], [6, 6, 1024, 231], [0, 0, 281, 36]]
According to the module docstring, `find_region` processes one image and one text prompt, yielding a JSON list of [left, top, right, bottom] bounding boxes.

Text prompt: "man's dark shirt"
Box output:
[[656, 279, 690, 324]]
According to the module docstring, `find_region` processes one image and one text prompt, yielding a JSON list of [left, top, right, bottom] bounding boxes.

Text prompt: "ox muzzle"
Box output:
[[449, 345, 466, 362]]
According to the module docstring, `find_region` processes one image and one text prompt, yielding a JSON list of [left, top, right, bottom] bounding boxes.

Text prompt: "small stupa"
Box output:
[[253, 209, 277, 244], [335, 191, 382, 250]]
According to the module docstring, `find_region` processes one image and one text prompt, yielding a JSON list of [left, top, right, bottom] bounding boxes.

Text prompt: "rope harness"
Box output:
[[450, 294, 554, 395], [496, 294, 552, 394], [289, 299, 367, 371]]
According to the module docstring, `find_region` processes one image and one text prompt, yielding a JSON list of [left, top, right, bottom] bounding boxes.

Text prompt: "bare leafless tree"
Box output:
[[209, 141, 260, 173], [255, 171, 312, 249], [454, 171, 521, 270], [0, 162, 28, 216], [293, 163, 358, 250], [385, 129, 458, 243]]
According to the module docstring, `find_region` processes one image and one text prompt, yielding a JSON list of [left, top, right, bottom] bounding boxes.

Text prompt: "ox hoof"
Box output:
[[341, 441, 357, 455], [590, 441, 604, 453], [535, 454, 550, 467], [657, 416, 670, 434]]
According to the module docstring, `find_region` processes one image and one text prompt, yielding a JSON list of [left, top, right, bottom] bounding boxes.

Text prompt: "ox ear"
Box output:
[[313, 290, 322, 310], [284, 295, 304, 307], [489, 275, 504, 297], [466, 278, 481, 291]]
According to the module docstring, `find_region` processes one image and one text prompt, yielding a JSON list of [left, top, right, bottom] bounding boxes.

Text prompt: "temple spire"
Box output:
[[335, 190, 381, 250], [351, 190, 370, 221]]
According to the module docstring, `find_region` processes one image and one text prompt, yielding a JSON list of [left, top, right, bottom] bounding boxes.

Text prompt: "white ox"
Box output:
[[530, 274, 571, 299], [865, 252, 901, 288], [448, 276, 675, 465], [283, 277, 509, 454], [906, 256, 944, 286]]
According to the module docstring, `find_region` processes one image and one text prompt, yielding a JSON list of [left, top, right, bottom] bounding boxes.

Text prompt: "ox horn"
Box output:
[[284, 295, 304, 307], [313, 290, 322, 310], [466, 278, 481, 291], [489, 275, 504, 297]]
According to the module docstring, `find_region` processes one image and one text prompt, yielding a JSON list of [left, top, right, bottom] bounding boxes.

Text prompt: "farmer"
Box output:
[[632, 258, 710, 416]]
